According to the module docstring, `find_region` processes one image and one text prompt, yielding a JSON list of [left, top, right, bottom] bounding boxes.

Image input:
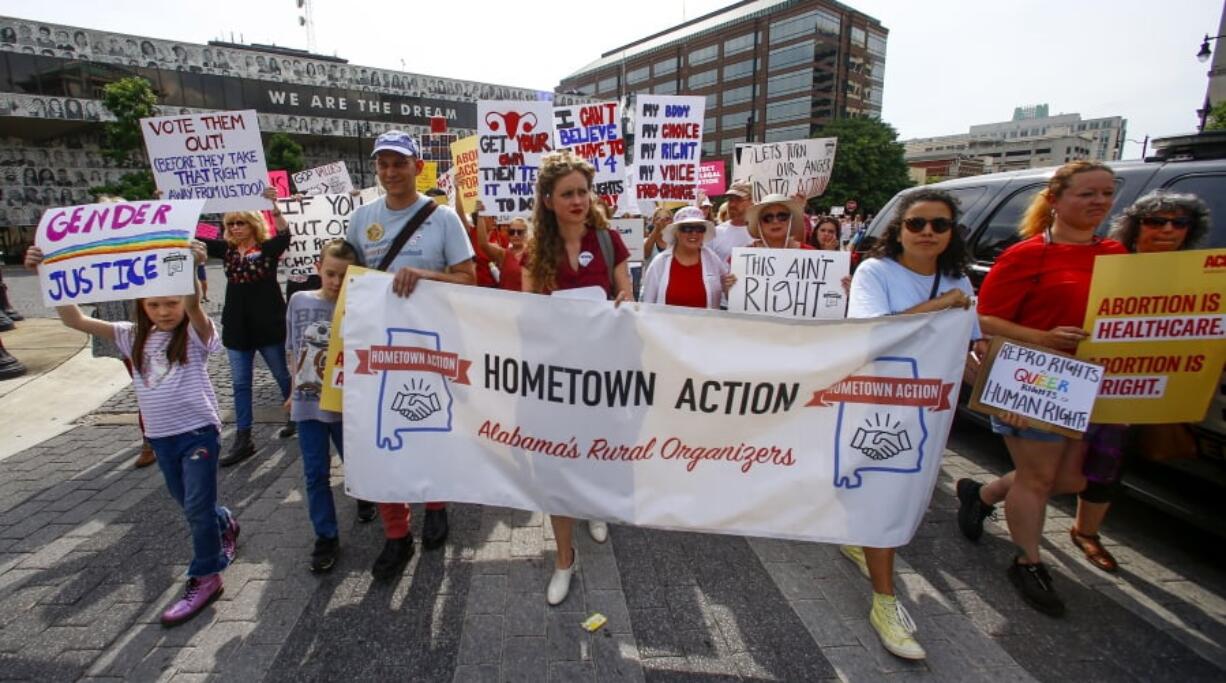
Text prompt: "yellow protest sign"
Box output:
[[451, 135, 479, 213], [415, 161, 438, 194], [1077, 249, 1226, 423], [319, 266, 378, 413]]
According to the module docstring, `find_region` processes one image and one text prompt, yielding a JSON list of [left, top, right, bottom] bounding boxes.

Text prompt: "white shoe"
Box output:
[[547, 546, 577, 606], [587, 520, 608, 544]]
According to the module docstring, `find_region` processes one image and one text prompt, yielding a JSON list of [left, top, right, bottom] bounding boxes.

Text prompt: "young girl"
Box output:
[[283, 239, 367, 573], [26, 240, 238, 627]]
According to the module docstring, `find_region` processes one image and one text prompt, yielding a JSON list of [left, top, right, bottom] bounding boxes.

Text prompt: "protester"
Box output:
[[285, 239, 365, 573], [747, 193, 813, 250], [640, 206, 733, 309], [708, 182, 753, 261], [475, 215, 528, 293], [201, 186, 296, 466], [958, 161, 1126, 616], [26, 240, 239, 627], [1069, 191, 1209, 572], [521, 150, 631, 606], [196, 261, 209, 303], [808, 216, 842, 251], [345, 129, 475, 580], [715, 202, 729, 224], [456, 196, 507, 288], [843, 189, 979, 660], [641, 206, 673, 267]]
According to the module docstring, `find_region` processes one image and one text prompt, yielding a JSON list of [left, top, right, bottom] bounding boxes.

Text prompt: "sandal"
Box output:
[[1070, 526, 1118, 573]]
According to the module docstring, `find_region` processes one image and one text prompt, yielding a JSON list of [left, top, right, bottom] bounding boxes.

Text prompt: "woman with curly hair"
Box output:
[[1068, 190, 1209, 573], [841, 189, 979, 660], [522, 150, 632, 606], [957, 161, 1127, 617]]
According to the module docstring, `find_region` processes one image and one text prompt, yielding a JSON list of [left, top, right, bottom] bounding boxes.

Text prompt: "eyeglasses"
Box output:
[[505, 228, 527, 236], [902, 217, 954, 234], [224, 220, 248, 227], [759, 212, 792, 224], [677, 224, 706, 234], [1140, 216, 1192, 230]]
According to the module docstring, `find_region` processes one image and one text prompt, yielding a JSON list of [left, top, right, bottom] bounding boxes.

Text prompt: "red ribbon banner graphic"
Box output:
[[806, 376, 954, 411], [354, 346, 472, 385]]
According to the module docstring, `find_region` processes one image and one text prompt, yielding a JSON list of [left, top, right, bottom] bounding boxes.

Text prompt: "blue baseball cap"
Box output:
[[370, 130, 420, 158]]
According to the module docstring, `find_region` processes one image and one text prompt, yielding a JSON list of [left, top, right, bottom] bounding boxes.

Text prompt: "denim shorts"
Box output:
[[989, 415, 1066, 443]]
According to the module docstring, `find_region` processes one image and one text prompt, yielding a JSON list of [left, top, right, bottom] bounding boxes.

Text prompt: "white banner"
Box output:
[[610, 218, 645, 263], [141, 109, 270, 213], [633, 95, 704, 204], [478, 100, 555, 219], [733, 138, 838, 202], [292, 161, 354, 196], [342, 275, 973, 547], [35, 200, 206, 306], [553, 101, 626, 209], [276, 189, 379, 277], [728, 247, 849, 320]]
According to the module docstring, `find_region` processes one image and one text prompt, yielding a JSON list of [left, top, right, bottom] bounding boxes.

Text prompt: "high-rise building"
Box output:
[[556, 0, 887, 164]]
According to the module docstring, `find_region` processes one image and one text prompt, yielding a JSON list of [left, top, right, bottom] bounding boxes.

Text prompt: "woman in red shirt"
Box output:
[[958, 161, 1127, 617], [475, 216, 528, 292], [639, 206, 732, 308], [522, 150, 632, 607]]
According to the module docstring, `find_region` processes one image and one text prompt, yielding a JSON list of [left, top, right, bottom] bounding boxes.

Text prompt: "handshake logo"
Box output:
[[391, 379, 443, 421], [850, 418, 913, 461], [830, 357, 932, 490]]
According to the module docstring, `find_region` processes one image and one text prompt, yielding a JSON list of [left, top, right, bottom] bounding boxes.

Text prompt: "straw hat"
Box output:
[[747, 193, 805, 240]]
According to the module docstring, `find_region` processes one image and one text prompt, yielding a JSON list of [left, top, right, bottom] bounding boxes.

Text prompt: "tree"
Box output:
[[91, 77, 158, 200], [266, 133, 305, 174], [812, 116, 913, 215], [1206, 101, 1226, 131]]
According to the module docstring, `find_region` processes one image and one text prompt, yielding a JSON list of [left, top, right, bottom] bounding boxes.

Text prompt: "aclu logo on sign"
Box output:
[[832, 357, 931, 489], [375, 328, 455, 450]]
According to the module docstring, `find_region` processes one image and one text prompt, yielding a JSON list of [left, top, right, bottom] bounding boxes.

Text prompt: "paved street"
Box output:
[[0, 266, 1223, 681]]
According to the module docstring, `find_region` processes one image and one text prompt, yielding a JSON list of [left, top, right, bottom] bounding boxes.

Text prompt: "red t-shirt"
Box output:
[[468, 227, 508, 287], [551, 228, 630, 296], [499, 250, 523, 293], [665, 257, 708, 308], [977, 234, 1127, 331]]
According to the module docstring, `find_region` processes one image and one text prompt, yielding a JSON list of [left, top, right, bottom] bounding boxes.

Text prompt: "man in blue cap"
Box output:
[[346, 129, 475, 580]]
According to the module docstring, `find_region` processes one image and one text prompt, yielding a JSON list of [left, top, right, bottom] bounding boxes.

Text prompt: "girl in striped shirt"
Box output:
[[26, 239, 238, 627]]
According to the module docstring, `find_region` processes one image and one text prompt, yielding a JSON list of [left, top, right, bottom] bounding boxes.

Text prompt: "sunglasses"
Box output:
[[759, 212, 792, 224], [505, 228, 527, 236], [224, 220, 248, 227], [1140, 216, 1192, 230], [902, 217, 954, 234], [677, 224, 706, 234]]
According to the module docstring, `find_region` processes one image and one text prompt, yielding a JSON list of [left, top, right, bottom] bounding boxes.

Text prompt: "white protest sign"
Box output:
[[141, 110, 270, 213], [276, 192, 378, 277], [733, 138, 838, 202], [553, 101, 626, 208], [342, 275, 972, 547], [610, 218, 645, 263], [35, 200, 206, 306], [633, 95, 704, 204], [478, 100, 555, 219], [292, 161, 354, 196], [727, 247, 850, 320], [437, 168, 457, 207], [970, 338, 1104, 436]]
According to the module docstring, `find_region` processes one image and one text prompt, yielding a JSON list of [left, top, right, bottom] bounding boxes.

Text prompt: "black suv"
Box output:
[[854, 132, 1226, 533]]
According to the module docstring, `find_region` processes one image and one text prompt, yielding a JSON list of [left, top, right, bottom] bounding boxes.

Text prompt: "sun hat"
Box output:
[[663, 205, 715, 245], [747, 193, 805, 240]]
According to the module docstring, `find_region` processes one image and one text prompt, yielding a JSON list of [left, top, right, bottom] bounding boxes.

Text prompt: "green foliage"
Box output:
[[91, 77, 158, 200], [90, 171, 157, 202], [812, 116, 913, 215], [1206, 101, 1226, 131], [266, 133, 305, 173]]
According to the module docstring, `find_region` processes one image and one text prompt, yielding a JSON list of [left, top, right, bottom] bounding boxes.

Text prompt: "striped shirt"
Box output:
[[112, 319, 222, 438]]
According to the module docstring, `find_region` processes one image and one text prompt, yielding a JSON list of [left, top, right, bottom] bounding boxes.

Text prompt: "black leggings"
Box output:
[[1079, 476, 1123, 504]]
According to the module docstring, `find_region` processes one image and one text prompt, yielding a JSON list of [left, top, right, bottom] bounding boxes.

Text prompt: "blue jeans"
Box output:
[[148, 425, 233, 577], [989, 415, 1066, 443], [226, 344, 292, 429], [298, 419, 344, 539]]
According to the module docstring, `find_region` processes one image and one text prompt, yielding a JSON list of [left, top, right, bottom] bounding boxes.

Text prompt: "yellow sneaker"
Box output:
[[839, 545, 870, 579], [869, 593, 926, 660]]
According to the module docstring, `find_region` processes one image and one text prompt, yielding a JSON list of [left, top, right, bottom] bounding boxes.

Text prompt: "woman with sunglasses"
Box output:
[[201, 187, 296, 466], [842, 189, 978, 660], [958, 161, 1126, 617], [639, 206, 733, 309], [476, 215, 530, 293], [746, 194, 812, 251], [1068, 191, 1208, 572]]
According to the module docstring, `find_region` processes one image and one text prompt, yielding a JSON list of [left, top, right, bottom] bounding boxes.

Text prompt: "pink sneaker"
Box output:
[[221, 513, 240, 564], [160, 574, 224, 627]]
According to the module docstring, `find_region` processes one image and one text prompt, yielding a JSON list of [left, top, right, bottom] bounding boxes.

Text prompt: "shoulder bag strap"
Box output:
[[376, 201, 438, 272], [595, 228, 616, 299]]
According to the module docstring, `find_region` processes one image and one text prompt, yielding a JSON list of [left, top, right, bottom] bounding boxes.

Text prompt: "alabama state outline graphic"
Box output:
[[376, 328, 455, 450], [833, 356, 930, 489]]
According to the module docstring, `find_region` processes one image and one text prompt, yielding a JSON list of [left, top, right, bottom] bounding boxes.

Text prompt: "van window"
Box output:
[[1164, 174, 1226, 248], [971, 184, 1044, 262], [945, 186, 989, 217]]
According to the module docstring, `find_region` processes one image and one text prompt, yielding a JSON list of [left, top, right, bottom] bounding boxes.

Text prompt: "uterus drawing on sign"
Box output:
[[375, 328, 454, 451]]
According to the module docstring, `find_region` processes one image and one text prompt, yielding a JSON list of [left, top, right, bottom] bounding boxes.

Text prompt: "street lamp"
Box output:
[[1127, 135, 1149, 159], [1197, 34, 1225, 63]]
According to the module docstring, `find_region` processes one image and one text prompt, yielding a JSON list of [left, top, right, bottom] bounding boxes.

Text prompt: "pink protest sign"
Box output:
[[195, 222, 219, 239], [699, 161, 726, 197], [262, 170, 290, 236]]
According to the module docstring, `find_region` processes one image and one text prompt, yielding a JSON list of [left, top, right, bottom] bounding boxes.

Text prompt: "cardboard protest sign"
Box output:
[[342, 274, 974, 547], [415, 161, 438, 194], [1076, 250, 1226, 424], [970, 337, 1104, 437], [610, 218, 645, 263], [553, 101, 625, 208], [450, 135, 479, 213], [477, 101, 554, 218], [733, 138, 838, 202], [699, 160, 726, 197], [35, 200, 206, 306], [292, 161, 354, 196], [320, 265, 377, 413], [141, 110, 270, 213], [727, 247, 850, 320], [436, 168, 456, 207], [276, 192, 378, 278], [633, 95, 704, 204]]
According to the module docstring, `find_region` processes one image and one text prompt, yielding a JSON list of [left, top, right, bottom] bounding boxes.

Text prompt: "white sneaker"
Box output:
[[587, 520, 608, 544], [547, 546, 577, 606]]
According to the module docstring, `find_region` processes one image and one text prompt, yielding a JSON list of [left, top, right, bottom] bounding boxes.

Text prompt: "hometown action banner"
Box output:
[[342, 275, 973, 547], [1077, 249, 1226, 423]]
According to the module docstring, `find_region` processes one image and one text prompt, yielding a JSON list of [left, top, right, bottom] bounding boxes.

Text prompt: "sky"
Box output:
[[1, 0, 1221, 159]]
